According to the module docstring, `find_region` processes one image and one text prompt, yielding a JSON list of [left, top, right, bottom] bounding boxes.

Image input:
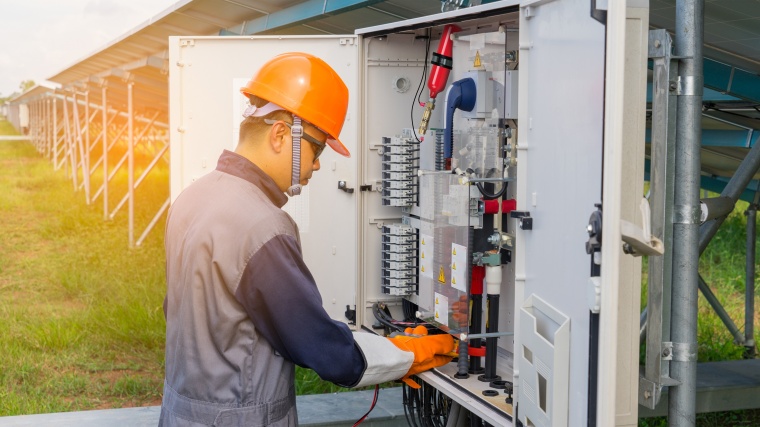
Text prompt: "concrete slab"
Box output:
[[0, 387, 407, 427], [639, 359, 760, 417]]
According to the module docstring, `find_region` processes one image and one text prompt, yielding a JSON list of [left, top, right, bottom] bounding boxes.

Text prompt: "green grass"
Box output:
[[0, 134, 167, 414], [0, 118, 16, 135]]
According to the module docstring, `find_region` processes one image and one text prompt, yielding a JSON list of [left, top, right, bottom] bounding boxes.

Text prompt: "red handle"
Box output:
[[427, 24, 462, 100]]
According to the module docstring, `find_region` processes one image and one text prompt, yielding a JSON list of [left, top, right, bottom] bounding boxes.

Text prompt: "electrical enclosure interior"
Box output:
[[169, 1, 645, 425]]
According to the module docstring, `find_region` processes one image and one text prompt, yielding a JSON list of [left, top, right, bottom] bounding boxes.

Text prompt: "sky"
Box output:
[[0, 0, 179, 97]]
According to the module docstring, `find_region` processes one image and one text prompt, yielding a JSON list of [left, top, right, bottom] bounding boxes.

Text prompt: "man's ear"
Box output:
[[268, 121, 289, 154]]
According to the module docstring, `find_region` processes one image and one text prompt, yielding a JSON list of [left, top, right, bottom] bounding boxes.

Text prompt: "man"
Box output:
[[159, 52, 454, 427]]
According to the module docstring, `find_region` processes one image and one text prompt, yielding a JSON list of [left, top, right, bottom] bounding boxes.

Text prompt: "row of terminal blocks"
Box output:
[[381, 223, 417, 296], [381, 135, 418, 207]]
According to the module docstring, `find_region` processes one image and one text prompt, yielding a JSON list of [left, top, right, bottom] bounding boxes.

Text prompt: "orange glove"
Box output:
[[387, 325, 456, 389]]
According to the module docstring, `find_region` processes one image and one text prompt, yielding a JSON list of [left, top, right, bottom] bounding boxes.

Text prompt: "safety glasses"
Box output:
[[264, 119, 327, 161]]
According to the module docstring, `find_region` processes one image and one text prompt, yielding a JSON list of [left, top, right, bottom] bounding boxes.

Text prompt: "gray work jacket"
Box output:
[[159, 151, 368, 426], [159, 152, 365, 427]]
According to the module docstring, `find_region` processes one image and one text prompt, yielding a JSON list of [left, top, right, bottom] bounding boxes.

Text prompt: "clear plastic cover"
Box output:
[[417, 173, 471, 334]]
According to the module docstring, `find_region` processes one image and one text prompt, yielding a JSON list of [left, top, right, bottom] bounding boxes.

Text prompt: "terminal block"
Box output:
[[381, 133, 418, 207], [381, 223, 417, 296]]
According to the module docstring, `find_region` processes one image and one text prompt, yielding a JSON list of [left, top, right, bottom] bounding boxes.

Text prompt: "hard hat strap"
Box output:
[[286, 116, 303, 197]]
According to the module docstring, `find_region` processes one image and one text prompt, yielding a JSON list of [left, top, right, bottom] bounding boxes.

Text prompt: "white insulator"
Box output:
[[485, 265, 502, 295]]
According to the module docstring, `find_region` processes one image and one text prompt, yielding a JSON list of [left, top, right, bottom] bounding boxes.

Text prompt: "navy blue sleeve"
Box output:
[[235, 234, 366, 386]]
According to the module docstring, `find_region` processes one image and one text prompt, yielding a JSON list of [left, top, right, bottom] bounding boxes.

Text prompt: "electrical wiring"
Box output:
[[372, 302, 445, 334], [411, 29, 432, 144], [352, 384, 380, 426], [402, 380, 451, 427], [403, 383, 420, 427], [467, 167, 508, 200], [476, 181, 507, 200]]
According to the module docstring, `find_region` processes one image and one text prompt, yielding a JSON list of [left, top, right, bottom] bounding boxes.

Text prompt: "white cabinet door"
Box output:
[[169, 35, 360, 322], [514, 0, 606, 425]]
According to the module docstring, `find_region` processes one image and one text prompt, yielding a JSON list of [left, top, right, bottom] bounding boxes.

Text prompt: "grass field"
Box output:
[[1, 116, 758, 424], [0, 129, 166, 414]]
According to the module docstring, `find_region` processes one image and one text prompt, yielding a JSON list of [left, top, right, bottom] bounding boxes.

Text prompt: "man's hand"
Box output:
[[387, 326, 456, 388]]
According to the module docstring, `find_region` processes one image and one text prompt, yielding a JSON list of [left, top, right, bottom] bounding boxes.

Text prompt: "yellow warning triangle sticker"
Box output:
[[452, 248, 457, 255], [421, 252, 425, 259], [435, 311, 440, 319], [421, 238, 425, 245], [452, 277, 457, 285], [474, 51, 482, 68], [435, 297, 439, 304], [421, 265, 425, 272], [452, 262, 456, 271], [438, 267, 446, 283]]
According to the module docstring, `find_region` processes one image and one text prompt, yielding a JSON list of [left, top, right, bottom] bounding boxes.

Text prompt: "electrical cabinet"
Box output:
[[169, 1, 648, 425]]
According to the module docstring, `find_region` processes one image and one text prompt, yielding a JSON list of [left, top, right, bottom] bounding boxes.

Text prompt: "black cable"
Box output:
[[403, 385, 411, 425], [411, 383, 424, 427], [411, 30, 432, 144], [352, 384, 380, 426], [416, 30, 432, 107], [473, 166, 507, 200], [372, 302, 406, 333], [476, 181, 507, 200], [371, 302, 445, 334]]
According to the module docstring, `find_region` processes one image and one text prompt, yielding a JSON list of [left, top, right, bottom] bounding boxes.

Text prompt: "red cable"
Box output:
[[353, 384, 380, 426]]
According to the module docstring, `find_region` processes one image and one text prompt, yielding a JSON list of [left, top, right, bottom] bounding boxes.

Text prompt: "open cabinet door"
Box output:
[[169, 35, 361, 323], [514, 0, 606, 425]]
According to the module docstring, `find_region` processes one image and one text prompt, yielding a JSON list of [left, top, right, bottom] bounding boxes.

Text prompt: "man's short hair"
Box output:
[[238, 95, 292, 146]]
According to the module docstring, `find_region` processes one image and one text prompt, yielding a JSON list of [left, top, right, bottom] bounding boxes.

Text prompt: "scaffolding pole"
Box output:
[[128, 82, 135, 248], [669, 0, 704, 425], [102, 87, 109, 221]]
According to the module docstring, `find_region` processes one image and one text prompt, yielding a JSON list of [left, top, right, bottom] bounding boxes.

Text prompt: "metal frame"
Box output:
[[15, 78, 170, 248], [641, 28, 680, 411], [642, 2, 760, 424]]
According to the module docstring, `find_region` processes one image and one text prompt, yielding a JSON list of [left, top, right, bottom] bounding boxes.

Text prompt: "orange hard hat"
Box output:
[[241, 52, 350, 157]]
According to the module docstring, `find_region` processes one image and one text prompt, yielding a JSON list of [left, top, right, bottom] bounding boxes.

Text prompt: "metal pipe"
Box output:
[[669, 0, 704, 425], [63, 94, 76, 187], [699, 197, 734, 223], [461, 177, 515, 184], [85, 90, 91, 203], [47, 98, 53, 160], [640, 306, 648, 345], [699, 138, 760, 255], [461, 331, 514, 340], [44, 98, 49, 158], [53, 97, 59, 170], [128, 82, 134, 247], [102, 86, 108, 221], [136, 198, 170, 247], [745, 191, 759, 357], [697, 274, 744, 344], [72, 92, 91, 204]]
